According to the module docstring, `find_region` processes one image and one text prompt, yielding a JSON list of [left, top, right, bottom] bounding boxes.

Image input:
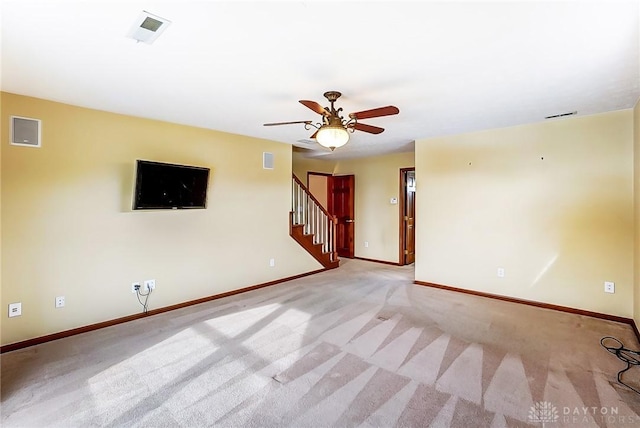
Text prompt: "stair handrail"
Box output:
[[292, 174, 333, 219], [291, 174, 338, 263]]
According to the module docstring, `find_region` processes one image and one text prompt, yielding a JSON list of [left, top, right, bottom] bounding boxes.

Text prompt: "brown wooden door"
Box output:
[[329, 174, 355, 258], [401, 169, 416, 265]]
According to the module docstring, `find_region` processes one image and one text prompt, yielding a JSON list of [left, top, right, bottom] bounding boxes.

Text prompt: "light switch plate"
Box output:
[[8, 302, 22, 317]]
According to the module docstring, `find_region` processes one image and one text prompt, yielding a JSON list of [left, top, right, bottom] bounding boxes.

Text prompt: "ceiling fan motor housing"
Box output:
[[323, 91, 342, 102]]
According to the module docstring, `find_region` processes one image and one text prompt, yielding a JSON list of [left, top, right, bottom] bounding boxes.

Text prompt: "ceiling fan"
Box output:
[[264, 91, 399, 151]]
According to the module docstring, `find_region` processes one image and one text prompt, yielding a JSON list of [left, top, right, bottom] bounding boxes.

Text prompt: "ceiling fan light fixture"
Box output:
[[316, 124, 349, 151], [264, 91, 399, 151]]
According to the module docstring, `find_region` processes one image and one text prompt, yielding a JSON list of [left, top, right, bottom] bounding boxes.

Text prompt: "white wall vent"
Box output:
[[295, 139, 316, 146], [11, 116, 41, 147], [126, 11, 171, 44], [263, 152, 274, 170], [545, 111, 577, 120]]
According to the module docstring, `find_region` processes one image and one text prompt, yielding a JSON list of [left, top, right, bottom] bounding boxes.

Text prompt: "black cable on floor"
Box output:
[[600, 336, 640, 394]]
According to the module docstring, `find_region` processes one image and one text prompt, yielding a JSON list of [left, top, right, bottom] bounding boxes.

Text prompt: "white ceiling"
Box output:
[[2, 1, 639, 159]]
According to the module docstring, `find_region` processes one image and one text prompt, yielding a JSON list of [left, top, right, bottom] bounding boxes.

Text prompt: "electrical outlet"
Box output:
[[269, 258, 275, 267], [604, 281, 615, 294], [132, 282, 141, 293], [55, 296, 65, 308], [497, 267, 505, 278], [144, 279, 156, 291], [8, 302, 22, 317], [364, 241, 369, 248]]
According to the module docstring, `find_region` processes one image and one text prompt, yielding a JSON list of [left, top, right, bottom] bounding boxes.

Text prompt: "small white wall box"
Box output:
[[8, 302, 22, 317], [11, 116, 41, 147], [263, 152, 274, 169]]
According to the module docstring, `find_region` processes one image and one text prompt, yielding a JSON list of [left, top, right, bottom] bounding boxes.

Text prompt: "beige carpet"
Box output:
[[2, 259, 640, 427]]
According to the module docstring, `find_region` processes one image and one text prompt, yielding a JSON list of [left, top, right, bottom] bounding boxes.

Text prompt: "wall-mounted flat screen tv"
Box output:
[[133, 160, 210, 210]]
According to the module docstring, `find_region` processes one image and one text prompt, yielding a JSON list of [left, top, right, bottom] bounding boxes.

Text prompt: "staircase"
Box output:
[[290, 174, 339, 269]]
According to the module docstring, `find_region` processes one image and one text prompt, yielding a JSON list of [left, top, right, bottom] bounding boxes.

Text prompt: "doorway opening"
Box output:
[[399, 168, 415, 265]]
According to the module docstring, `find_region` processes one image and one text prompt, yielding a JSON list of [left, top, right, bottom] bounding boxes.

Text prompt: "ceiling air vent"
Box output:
[[545, 111, 577, 119], [127, 11, 171, 44], [296, 139, 316, 146]]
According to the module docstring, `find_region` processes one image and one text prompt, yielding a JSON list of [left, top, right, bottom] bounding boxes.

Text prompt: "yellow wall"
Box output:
[[0, 95, 3, 339], [334, 152, 415, 263], [292, 151, 335, 181], [1, 93, 321, 346], [416, 110, 634, 317], [308, 174, 329, 209], [634, 99, 640, 326], [293, 150, 415, 264]]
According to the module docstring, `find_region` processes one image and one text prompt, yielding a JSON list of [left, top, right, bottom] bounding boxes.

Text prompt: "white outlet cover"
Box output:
[[269, 258, 275, 267], [604, 281, 615, 293], [55, 296, 65, 308], [497, 268, 505, 278], [144, 279, 156, 291]]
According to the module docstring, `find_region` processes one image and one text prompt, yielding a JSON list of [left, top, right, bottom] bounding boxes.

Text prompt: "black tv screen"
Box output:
[[133, 160, 210, 210]]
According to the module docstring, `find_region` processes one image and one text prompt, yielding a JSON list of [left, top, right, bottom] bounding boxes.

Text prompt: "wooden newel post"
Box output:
[[332, 215, 338, 262]]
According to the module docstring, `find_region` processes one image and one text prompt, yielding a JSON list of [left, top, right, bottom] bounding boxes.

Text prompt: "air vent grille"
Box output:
[[140, 17, 163, 32], [11, 116, 41, 147], [545, 111, 577, 119], [127, 11, 171, 44], [296, 139, 316, 145]]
